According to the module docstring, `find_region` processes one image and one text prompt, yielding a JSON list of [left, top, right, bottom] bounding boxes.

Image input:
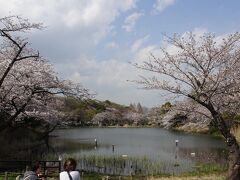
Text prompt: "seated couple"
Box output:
[[18, 158, 80, 180]]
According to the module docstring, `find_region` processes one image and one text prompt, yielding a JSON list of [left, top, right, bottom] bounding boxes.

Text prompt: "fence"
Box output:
[[0, 160, 61, 179]]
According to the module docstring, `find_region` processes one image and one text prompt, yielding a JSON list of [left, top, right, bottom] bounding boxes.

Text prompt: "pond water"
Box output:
[[50, 128, 227, 175]]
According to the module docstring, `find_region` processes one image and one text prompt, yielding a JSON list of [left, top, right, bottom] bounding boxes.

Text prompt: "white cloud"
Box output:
[[56, 56, 161, 107], [134, 45, 158, 62], [181, 27, 208, 41], [133, 28, 210, 63], [55, 27, 224, 107], [0, 0, 137, 44], [180, 28, 231, 49], [122, 12, 144, 32], [153, 0, 175, 13], [131, 35, 150, 52], [105, 42, 119, 49], [59, 58, 133, 88]]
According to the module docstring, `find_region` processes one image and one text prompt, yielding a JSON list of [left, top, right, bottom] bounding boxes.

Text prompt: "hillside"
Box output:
[[60, 97, 147, 127]]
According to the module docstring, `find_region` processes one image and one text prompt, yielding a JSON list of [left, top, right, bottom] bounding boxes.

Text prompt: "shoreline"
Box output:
[[55, 125, 225, 139]]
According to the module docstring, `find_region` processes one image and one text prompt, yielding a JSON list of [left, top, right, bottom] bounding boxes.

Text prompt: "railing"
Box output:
[[0, 160, 61, 179]]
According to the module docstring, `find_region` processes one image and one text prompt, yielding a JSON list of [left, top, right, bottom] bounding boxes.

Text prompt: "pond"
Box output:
[[50, 128, 227, 176]]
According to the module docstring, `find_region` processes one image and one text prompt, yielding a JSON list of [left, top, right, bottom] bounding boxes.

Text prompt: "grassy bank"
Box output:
[[80, 164, 227, 179], [0, 163, 227, 180], [0, 174, 226, 180]]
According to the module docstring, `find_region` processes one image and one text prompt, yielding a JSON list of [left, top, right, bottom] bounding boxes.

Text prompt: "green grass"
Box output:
[[0, 161, 228, 180], [0, 166, 227, 180], [78, 172, 168, 180], [178, 163, 227, 177], [0, 172, 22, 180], [64, 154, 167, 176]]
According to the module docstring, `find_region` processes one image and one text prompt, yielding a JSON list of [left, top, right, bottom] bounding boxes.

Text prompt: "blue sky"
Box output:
[[0, 0, 239, 107]]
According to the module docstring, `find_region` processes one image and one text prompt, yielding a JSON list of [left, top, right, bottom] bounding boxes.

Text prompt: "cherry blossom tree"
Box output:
[[134, 32, 240, 179], [0, 16, 90, 134], [136, 102, 143, 113]]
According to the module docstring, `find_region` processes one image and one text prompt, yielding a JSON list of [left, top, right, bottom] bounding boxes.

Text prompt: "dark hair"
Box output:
[[28, 161, 41, 172], [64, 158, 77, 171]]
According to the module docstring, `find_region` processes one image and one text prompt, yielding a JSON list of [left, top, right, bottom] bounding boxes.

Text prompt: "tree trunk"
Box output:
[[208, 104, 240, 180]]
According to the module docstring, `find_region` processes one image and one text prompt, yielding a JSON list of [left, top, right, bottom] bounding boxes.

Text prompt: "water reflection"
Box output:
[[0, 127, 227, 175], [49, 128, 227, 175], [0, 128, 52, 160]]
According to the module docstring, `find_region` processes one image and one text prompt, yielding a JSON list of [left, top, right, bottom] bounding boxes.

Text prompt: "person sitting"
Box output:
[[23, 161, 45, 180], [60, 158, 80, 180]]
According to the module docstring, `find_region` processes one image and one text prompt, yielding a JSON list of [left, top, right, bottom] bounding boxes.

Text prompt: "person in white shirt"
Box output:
[[60, 158, 80, 180]]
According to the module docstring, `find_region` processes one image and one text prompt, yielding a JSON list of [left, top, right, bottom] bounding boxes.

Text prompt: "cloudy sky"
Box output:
[[0, 0, 239, 107]]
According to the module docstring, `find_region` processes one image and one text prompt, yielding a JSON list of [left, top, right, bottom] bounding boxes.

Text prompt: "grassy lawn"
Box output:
[[0, 170, 227, 180]]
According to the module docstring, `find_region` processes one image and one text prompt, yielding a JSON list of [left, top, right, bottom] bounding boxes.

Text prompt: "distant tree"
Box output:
[[123, 111, 144, 125], [136, 102, 143, 113], [104, 100, 111, 105], [129, 103, 136, 111], [0, 16, 90, 133], [134, 32, 240, 179], [160, 102, 172, 114]]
